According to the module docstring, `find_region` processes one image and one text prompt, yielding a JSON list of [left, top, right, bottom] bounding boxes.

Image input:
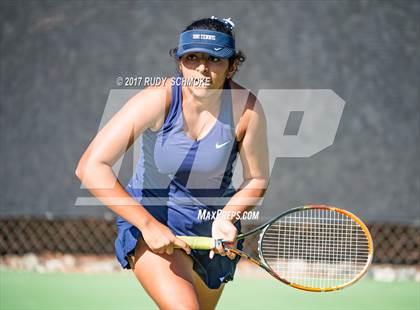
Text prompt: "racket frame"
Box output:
[[252, 205, 374, 292], [180, 205, 374, 292]]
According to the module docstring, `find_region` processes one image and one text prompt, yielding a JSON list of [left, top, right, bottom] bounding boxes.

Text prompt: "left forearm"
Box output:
[[220, 178, 268, 222]]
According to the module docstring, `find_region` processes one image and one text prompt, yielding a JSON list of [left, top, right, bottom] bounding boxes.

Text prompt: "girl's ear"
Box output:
[[177, 62, 183, 76], [226, 61, 238, 79]]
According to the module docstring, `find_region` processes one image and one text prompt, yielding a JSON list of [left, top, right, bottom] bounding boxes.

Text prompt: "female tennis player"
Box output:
[[76, 17, 268, 309]]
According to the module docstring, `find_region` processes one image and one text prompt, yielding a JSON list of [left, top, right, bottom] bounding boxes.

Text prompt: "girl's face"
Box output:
[[179, 52, 233, 98]]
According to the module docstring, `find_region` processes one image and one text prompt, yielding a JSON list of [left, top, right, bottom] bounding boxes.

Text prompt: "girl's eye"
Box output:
[[209, 56, 220, 62]]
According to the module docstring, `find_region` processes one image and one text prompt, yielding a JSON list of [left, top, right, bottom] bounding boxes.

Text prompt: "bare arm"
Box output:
[[222, 96, 269, 219], [211, 94, 269, 259], [75, 84, 190, 254]]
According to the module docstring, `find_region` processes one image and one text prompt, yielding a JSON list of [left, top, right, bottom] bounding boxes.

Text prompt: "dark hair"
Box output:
[[169, 17, 246, 69]]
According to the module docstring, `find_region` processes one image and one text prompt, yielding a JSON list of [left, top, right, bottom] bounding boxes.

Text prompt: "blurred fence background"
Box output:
[[0, 219, 418, 265], [1, 1, 419, 268]]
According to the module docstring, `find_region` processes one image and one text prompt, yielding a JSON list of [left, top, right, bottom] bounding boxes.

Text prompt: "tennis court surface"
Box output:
[[1, 270, 418, 310]]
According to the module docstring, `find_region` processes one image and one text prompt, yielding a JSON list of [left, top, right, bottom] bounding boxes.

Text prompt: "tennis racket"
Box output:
[[178, 205, 373, 292]]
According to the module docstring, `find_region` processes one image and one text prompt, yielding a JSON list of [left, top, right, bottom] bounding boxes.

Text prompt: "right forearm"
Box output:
[[76, 162, 155, 230]]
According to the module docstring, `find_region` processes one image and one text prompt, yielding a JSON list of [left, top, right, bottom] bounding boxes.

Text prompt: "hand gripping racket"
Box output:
[[178, 205, 373, 292]]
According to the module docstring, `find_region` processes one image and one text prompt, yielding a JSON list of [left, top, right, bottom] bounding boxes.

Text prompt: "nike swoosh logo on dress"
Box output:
[[215, 141, 231, 149]]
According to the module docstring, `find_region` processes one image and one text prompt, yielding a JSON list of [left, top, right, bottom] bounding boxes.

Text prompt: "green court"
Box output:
[[1, 270, 419, 310]]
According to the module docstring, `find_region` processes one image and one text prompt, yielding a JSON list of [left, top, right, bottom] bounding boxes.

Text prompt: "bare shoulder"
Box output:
[[230, 80, 264, 116], [229, 80, 266, 141], [122, 77, 174, 133], [145, 77, 174, 131]]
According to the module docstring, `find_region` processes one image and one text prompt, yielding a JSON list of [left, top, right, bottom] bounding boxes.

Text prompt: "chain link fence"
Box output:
[[0, 218, 418, 265]]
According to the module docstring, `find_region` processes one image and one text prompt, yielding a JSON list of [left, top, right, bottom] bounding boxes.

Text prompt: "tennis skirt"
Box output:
[[114, 206, 243, 289]]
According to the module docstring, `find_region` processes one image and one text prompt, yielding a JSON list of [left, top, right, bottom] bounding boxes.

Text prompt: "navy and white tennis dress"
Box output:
[[115, 76, 243, 289]]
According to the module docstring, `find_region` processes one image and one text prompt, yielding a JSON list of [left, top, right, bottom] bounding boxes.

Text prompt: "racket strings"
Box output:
[[260, 208, 371, 289]]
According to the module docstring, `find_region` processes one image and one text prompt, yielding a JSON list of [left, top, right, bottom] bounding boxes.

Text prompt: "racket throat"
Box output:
[[226, 247, 262, 267]]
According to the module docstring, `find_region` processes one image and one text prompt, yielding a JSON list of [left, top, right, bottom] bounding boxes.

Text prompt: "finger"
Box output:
[[224, 241, 235, 248], [173, 237, 191, 254], [225, 232, 237, 244], [165, 245, 174, 255], [217, 244, 226, 256], [226, 249, 236, 260], [149, 247, 159, 254], [209, 250, 214, 259]]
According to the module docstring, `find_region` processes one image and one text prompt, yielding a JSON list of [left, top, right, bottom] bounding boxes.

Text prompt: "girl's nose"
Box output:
[[196, 58, 209, 73]]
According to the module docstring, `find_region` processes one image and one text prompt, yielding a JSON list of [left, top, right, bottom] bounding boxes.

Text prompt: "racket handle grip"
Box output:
[[177, 236, 215, 250]]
